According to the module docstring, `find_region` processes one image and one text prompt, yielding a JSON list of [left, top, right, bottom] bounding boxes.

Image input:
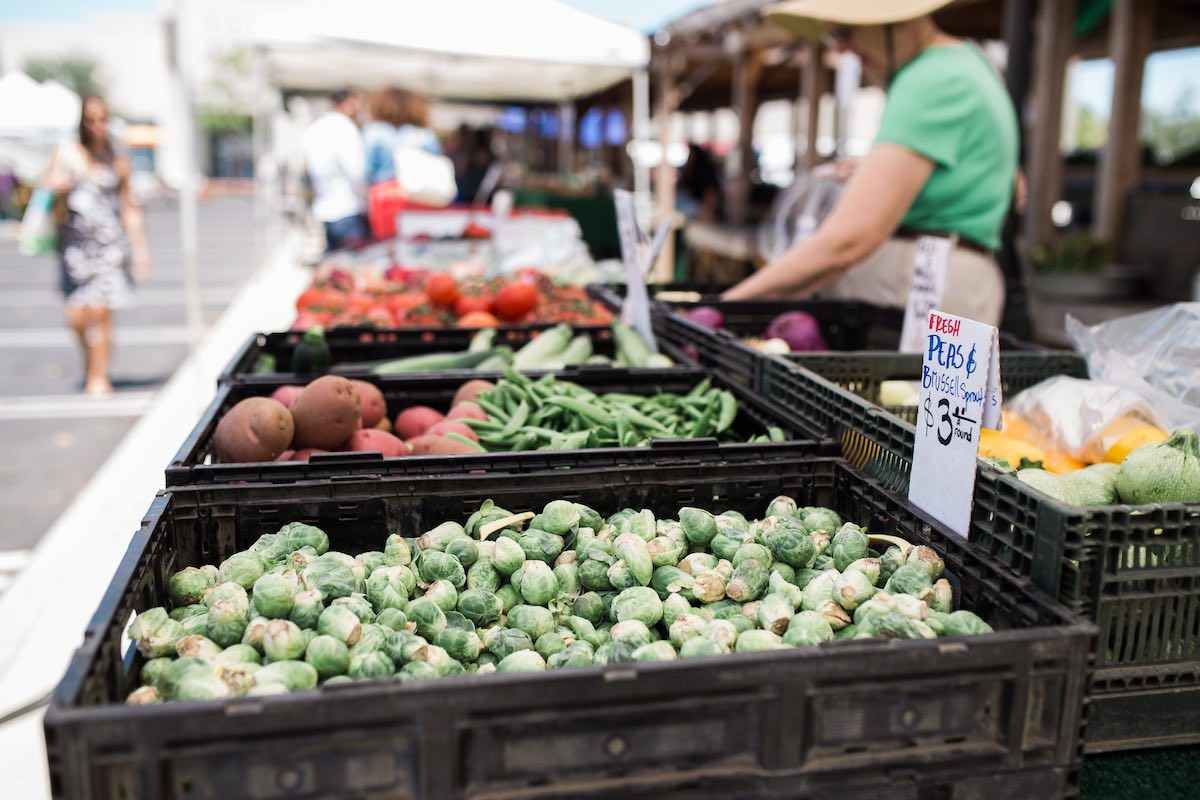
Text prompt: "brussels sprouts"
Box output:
[[632, 641, 677, 662], [906, 545, 946, 579], [649, 566, 695, 601], [834, 570, 877, 611], [878, 546, 908, 584], [535, 630, 575, 659], [206, 595, 250, 647], [457, 588, 504, 627], [169, 603, 208, 622], [438, 537, 478, 570], [216, 644, 261, 668], [517, 530, 564, 564], [218, 551, 265, 589], [834, 623, 863, 640], [262, 619, 307, 662], [702, 619, 739, 649], [417, 521, 468, 552], [571, 503, 602, 533], [494, 649, 546, 672], [867, 611, 936, 640], [517, 561, 558, 606], [662, 592, 692, 622], [383, 533, 412, 567], [331, 593, 376, 624], [355, 551, 388, 577], [610, 586, 664, 628], [399, 597, 442, 640], [609, 619, 653, 648], [180, 612, 210, 638], [767, 572, 803, 610], [580, 539, 616, 564], [606, 508, 634, 527], [816, 600, 852, 631], [435, 627, 483, 662], [726, 559, 769, 602], [495, 585, 520, 614], [552, 562, 581, 600], [507, 605, 556, 640], [853, 592, 896, 626], [483, 627, 534, 660], [241, 615, 270, 652], [169, 567, 216, 608], [348, 651, 396, 679], [317, 605, 363, 646], [129, 608, 185, 659], [757, 593, 794, 635], [690, 570, 726, 604], [713, 559, 735, 581], [492, 537, 526, 576], [175, 634, 221, 661], [800, 571, 836, 611], [401, 660, 440, 681], [647, 535, 687, 568], [668, 614, 708, 648], [349, 623, 389, 657], [679, 637, 728, 659], [677, 553, 719, 575], [464, 500, 508, 538], [612, 534, 653, 587], [571, 592, 607, 625], [564, 616, 604, 648], [363, 566, 408, 612], [279, 523, 329, 555], [884, 564, 933, 598], [594, 639, 638, 665], [709, 530, 753, 562], [938, 610, 993, 637], [303, 635, 350, 678], [768, 562, 797, 585], [617, 509, 655, 542], [534, 500, 579, 536], [204, 581, 249, 610], [766, 495, 799, 518], [929, 579, 953, 614], [732, 542, 774, 570], [416, 550, 467, 589], [466, 558, 502, 593], [172, 673, 233, 701], [844, 558, 882, 587], [893, 594, 929, 621], [409, 643, 461, 676], [289, 590, 325, 631], [126, 685, 161, 705], [420, 580, 456, 613], [829, 524, 869, 571], [735, 630, 786, 653], [783, 611, 834, 647], [251, 573, 297, 620], [579, 560, 615, 591], [290, 547, 317, 572], [794, 569, 825, 590], [800, 507, 841, 535], [809, 532, 832, 558], [156, 657, 217, 699], [384, 630, 429, 665], [140, 656, 173, 687], [678, 507, 718, 546], [302, 555, 358, 600], [548, 641, 595, 669]]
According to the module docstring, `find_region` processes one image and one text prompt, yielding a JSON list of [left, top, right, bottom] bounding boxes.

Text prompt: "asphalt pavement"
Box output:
[[0, 194, 265, 586]]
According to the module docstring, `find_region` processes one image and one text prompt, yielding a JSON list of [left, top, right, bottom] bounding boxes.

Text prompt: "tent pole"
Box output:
[[558, 100, 575, 178], [167, 0, 204, 354], [632, 68, 651, 230]]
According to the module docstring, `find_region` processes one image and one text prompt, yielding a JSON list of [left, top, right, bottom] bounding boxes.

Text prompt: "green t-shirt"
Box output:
[[874, 44, 1019, 251]]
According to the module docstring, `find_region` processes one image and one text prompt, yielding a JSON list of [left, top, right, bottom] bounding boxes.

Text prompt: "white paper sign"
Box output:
[[908, 309, 1003, 536], [899, 235, 952, 353], [613, 189, 660, 352]]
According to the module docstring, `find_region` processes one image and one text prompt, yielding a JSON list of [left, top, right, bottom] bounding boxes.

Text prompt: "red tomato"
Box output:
[[491, 283, 539, 322], [387, 292, 425, 314], [454, 295, 492, 317], [426, 274, 460, 307], [458, 310, 500, 328], [295, 288, 329, 311]]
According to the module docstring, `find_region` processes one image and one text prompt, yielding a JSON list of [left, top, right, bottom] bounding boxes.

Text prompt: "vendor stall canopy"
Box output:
[[257, 0, 651, 102]]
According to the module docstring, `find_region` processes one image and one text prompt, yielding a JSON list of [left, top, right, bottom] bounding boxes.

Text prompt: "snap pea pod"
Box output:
[[498, 401, 530, 439], [476, 397, 509, 422], [545, 397, 614, 428], [691, 396, 718, 438], [715, 391, 738, 433]]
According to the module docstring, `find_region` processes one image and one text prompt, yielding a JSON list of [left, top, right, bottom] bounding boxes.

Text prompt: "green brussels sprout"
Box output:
[[852, 591, 895, 626], [579, 560, 614, 591], [140, 656, 173, 687], [400, 660, 440, 681], [180, 612, 209, 638], [300, 628, 319, 651], [679, 507, 718, 546], [404, 597, 447, 640], [571, 592, 607, 625], [507, 605, 556, 640], [517, 530, 564, 564], [564, 616, 604, 648], [215, 644, 260, 669], [517, 561, 558, 606], [783, 611, 834, 647], [552, 562, 581, 600], [466, 557, 502, 593], [878, 545, 908, 584], [251, 573, 297, 620], [906, 545, 946, 580], [757, 593, 794, 635], [383, 533, 412, 567], [464, 499, 507, 538], [331, 593, 376, 624], [829, 524, 870, 571], [726, 559, 769, 602], [646, 536, 686, 569], [416, 550, 467, 590], [440, 537, 478, 569], [384, 630, 428, 665], [289, 590, 325, 631], [594, 639, 638, 665], [536, 500, 581, 536], [435, 627, 484, 662], [262, 619, 307, 662], [810, 530, 833, 557], [172, 672, 233, 701], [364, 566, 409, 612], [483, 627, 534, 660], [794, 569, 825, 590], [204, 581, 249, 610], [762, 524, 816, 569], [844, 557, 881, 586], [662, 592, 692, 622], [893, 594, 929, 621], [349, 623, 389, 657], [206, 595, 250, 648], [610, 586, 664, 628], [816, 600, 852, 631], [241, 615, 270, 652], [126, 685, 161, 705], [580, 539, 616, 564], [302, 555, 358, 600], [317, 605, 363, 646], [690, 570, 726, 604], [289, 547, 317, 572], [491, 537, 526, 576], [668, 614, 708, 648], [679, 637, 728, 659], [733, 542, 774, 569], [321, 675, 354, 687], [938, 610, 993, 637], [929, 579, 953, 614], [304, 635, 350, 678], [457, 587, 503, 627], [633, 641, 677, 662], [884, 564, 933, 598], [867, 611, 936, 640], [417, 520, 468, 552], [169, 567, 217, 608], [129, 608, 185, 659], [767, 572, 803, 610], [702, 619, 740, 649], [535, 630, 575, 659], [609, 619, 653, 648], [618, 509, 656, 542], [555, 550, 578, 566], [656, 518, 686, 542], [768, 562, 797, 585], [348, 651, 396, 680], [708, 530, 752, 562], [218, 552, 265, 589], [495, 585, 520, 614], [495, 649, 546, 672], [735, 630, 786, 652], [175, 634, 221, 661], [409, 643, 461, 676], [169, 603, 208, 621], [649, 566, 695, 601], [278, 523, 329, 555], [548, 641, 595, 669], [572, 503, 602, 533], [834, 570, 876, 611], [678, 553, 719, 575], [834, 623, 863, 640], [606, 508, 634, 527], [156, 657, 217, 698], [800, 507, 842, 536], [800, 571, 837, 611], [354, 551, 387, 577], [725, 614, 755, 636], [422, 580, 457, 613], [441, 611, 471, 632], [612, 534, 653, 587], [765, 495, 799, 518]]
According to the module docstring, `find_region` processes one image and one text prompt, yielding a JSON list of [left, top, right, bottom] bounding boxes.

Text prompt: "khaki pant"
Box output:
[[818, 237, 1005, 327]]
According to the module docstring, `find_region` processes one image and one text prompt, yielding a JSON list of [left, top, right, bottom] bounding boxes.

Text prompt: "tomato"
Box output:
[[295, 288, 330, 310], [454, 295, 492, 317], [491, 283, 539, 322], [387, 292, 425, 315], [457, 310, 501, 328], [426, 274, 460, 307]]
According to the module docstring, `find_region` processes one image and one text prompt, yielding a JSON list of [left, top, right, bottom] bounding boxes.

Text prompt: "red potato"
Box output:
[[407, 434, 481, 456], [374, 417, 393, 433], [427, 420, 479, 443], [213, 397, 295, 463], [395, 406, 445, 440], [350, 380, 387, 428], [292, 449, 329, 460], [289, 375, 362, 450], [346, 428, 410, 457], [274, 449, 296, 462], [270, 385, 304, 408], [452, 380, 495, 408], [447, 402, 487, 422]]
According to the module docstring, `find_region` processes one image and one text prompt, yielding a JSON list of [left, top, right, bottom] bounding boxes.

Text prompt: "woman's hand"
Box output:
[[132, 246, 153, 280], [45, 174, 73, 195]]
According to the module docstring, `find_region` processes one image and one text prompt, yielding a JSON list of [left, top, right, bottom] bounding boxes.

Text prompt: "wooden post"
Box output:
[[1025, 0, 1076, 248], [730, 48, 763, 225], [653, 55, 680, 282], [800, 42, 824, 172], [1094, 0, 1155, 256]]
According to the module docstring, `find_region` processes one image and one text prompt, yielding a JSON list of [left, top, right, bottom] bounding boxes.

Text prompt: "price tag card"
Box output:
[[613, 188, 660, 352], [899, 235, 952, 353], [908, 309, 1002, 536]]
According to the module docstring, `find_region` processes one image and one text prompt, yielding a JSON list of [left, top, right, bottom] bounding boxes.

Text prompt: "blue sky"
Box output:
[[1071, 48, 1200, 118]]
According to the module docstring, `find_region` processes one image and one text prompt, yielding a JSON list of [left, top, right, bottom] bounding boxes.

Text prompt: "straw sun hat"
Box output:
[[764, 0, 956, 39]]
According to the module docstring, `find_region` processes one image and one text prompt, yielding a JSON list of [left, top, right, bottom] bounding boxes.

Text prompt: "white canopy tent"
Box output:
[[0, 72, 83, 183]]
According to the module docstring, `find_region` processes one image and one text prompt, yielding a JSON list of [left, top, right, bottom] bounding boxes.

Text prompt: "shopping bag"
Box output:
[[393, 146, 457, 208], [18, 187, 58, 256]]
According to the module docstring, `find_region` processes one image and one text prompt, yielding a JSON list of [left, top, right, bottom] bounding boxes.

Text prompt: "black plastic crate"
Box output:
[[759, 355, 1200, 753], [166, 367, 829, 487], [46, 458, 1093, 799]]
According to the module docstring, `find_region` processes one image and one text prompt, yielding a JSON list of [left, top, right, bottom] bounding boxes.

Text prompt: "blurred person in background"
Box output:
[[455, 127, 496, 204], [303, 90, 368, 252], [676, 143, 724, 223], [395, 89, 441, 155], [363, 88, 405, 186], [45, 96, 151, 397]]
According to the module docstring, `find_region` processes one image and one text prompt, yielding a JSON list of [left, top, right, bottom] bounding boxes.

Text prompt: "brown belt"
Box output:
[[894, 228, 993, 258]]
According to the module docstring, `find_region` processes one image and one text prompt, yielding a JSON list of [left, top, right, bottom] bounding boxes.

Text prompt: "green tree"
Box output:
[[1073, 104, 1108, 151], [24, 55, 104, 97], [1141, 85, 1200, 165]]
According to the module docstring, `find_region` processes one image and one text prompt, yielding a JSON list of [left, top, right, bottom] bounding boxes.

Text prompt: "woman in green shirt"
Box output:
[[723, 0, 1019, 327]]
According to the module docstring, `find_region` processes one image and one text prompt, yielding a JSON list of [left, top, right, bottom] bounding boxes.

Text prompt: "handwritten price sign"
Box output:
[[908, 310, 1001, 536]]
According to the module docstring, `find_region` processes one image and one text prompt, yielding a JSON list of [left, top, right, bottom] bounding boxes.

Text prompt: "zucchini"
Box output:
[[512, 324, 573, 370], [291, 326, 331, 376], [612, 321, 653, 368], [333, 348, 502, 375]]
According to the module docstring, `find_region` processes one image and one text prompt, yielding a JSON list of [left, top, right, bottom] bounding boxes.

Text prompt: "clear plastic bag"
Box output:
[[757, 169, 843, 262]]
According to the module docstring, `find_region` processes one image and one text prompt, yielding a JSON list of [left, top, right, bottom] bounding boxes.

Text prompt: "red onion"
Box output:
[[764, 311, 827, 351], [684, 306, 725, 331]]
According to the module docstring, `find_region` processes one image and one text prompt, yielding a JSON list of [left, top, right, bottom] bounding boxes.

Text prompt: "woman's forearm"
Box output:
[[123, 206, 149, 254], [722, 234, 849, 300]]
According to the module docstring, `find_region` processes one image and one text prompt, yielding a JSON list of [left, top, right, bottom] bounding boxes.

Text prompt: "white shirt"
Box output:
[[302, 111, 366, 222]]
